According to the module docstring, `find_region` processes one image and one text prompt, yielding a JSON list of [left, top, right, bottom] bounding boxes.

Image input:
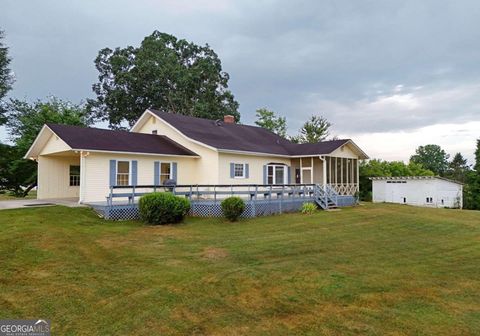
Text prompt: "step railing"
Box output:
[[313, 184, 339, 210]]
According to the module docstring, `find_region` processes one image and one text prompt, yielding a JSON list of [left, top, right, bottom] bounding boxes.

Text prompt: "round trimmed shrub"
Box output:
[[139, 192, 190, 225], [221, 197, 245, 222]]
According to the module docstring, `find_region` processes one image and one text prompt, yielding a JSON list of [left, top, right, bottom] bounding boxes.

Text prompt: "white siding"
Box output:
[[37, 156, 80, 199], [218, 153, 291, 184], [372, 178, 462, 208], [39, 133, 71, 155], [81, 152, 197, 203]]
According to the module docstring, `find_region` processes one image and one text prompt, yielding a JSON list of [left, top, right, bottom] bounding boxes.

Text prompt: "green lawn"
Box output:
[[0, 204, 479, 335], [0, 190, 37, 201]]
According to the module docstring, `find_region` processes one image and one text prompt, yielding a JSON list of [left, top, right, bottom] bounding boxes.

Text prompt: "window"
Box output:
[[267, 164, 286, 185], [402, 197, 407, 203], [426, 197, 433, 203], [275, 166, 284, 184], [69, 165, 80, 186], [159, 162, 172, 184], [234, 163, 245, 178], [117, 161, 130, 186], [152, 130, 158, 135]]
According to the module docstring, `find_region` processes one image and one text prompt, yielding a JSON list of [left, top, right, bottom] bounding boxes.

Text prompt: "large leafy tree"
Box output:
[[2, 97, 90, 196], [292, 115, 332, 144], [359, 159, 434, 201], [254, 108, 287, 137], [410, 144, 450, 176], [0, 29, 14, 124], [88, 31, 240, 128]]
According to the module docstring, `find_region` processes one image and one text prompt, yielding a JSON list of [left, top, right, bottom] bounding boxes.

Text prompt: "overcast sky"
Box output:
[[1, 0, 479, 162]]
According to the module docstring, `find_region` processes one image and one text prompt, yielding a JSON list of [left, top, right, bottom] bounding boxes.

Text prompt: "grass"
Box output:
[[0, 190, 37, 201], [0, 203, 479, 335]]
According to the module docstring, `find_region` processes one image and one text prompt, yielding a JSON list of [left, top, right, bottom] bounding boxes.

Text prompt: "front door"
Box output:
[[295, 168, 301, 184]]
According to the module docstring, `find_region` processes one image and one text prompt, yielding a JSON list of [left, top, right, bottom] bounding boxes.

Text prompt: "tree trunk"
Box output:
[[22, 182, 37, 197]]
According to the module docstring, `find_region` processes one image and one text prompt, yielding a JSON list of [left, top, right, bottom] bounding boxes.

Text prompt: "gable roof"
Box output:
[[26, 124, 199, 158], [147, 109, 368, 158]]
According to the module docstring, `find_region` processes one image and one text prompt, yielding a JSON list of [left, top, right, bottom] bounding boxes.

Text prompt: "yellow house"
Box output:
[[25, 109, 368, 209]]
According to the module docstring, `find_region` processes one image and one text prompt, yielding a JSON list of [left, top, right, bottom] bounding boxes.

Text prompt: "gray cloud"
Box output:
[[1, 0, 479, 153]]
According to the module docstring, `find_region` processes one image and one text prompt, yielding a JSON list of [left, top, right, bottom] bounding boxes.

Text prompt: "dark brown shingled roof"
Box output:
[[46, 123, 198, 156], [149, 109, 353, 156]]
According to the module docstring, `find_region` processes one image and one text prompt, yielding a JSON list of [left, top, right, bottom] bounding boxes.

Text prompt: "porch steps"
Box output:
[[313, 184, 339, 210]]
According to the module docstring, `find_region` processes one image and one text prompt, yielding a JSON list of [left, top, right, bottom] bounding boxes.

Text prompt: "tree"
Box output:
[[2, 97, 90, 196], [88, 31, 240, 128], [410, 144, 450, 176], [359, 159, 434, 201], [446, 152, 470, 183], [254, 108, 287, 137], [294, 115, 332, 144], [464, 139, 480, 210], [0, 30, 14, 124], [0, 143, 36, 195]]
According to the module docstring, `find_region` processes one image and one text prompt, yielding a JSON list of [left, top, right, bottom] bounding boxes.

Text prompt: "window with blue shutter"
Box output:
[[172, 162, 178, 182], [131, 160, 138, 186], [154, 161, 160, 185], [109, 160, 116, 186]]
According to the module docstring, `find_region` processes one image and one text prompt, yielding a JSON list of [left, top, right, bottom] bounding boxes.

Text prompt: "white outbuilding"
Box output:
[[370, 176, 463, 209]]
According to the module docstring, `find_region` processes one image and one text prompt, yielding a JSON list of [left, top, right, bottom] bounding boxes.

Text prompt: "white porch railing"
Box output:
[[327, 183, 358, 196]]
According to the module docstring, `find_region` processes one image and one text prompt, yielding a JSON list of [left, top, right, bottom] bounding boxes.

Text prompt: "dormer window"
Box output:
[[152, 130, 158, 135]]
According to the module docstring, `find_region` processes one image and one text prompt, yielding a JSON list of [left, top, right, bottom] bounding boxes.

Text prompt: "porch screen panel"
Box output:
[[326, 157, 330, 184]]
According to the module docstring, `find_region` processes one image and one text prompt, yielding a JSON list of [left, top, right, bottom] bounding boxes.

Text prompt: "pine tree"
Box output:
[[470, 139, 480, 209]]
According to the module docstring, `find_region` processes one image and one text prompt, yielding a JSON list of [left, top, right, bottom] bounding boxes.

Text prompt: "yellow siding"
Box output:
[[81, 152, 198, 203], [37, 156, 80, 199], [39, 133, 71, 155], [329, 143, 358, 158], [218, 153, 291, 184], [134, 115, 218, 184]]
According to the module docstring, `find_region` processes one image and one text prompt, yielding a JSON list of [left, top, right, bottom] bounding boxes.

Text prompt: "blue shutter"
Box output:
[[131, 160, 138, 186], [109, 160, 116, 186], [263, 165, 267, 185], [172, 162, 178, 183], [230, 163, 235, 178], [154, 161, 160, 185], [245, 164, 249, 178], [287, 166, 291, 184]]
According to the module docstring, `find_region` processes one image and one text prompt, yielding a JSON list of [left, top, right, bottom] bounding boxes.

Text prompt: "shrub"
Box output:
[[139, 192, 190, 225], [221, 197, 245, 221], [301, 202, 317, 214]]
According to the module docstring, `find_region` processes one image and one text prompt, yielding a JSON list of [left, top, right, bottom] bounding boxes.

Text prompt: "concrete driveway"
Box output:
[[0, 198, 86, 210]]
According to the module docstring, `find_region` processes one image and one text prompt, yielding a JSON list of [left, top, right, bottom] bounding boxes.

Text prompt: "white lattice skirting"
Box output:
[[95, 196, 356, 221]]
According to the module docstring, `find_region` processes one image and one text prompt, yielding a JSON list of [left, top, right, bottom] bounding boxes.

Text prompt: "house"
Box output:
[[370, 176, 463, 208], [25, 109, 369, 213]]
